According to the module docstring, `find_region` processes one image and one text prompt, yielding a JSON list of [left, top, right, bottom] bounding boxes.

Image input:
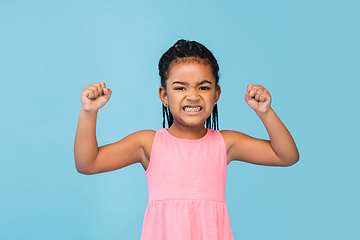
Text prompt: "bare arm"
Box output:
[[223, 84, 299, 167], [74, 109, 100, 174], [74, 82, 112, 174], [257, 108, 299, 166], [74, 82, 154, 175]]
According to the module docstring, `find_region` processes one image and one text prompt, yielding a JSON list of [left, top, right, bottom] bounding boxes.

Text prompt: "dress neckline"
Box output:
[[163, 128, 211, 143]]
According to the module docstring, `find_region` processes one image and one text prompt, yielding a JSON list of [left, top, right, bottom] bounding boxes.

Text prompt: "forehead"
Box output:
[[167, 62, 215, 84]]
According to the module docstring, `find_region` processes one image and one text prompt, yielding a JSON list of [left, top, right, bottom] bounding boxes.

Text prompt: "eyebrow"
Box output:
[[172, 80, 212, 86]]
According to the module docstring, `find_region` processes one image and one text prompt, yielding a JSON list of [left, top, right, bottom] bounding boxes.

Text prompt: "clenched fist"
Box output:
[[245, 84, 271, 114], [81, 82, 112, 112]]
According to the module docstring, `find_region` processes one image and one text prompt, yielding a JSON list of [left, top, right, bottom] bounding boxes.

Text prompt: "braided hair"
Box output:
[[159, 39, 219, 130]]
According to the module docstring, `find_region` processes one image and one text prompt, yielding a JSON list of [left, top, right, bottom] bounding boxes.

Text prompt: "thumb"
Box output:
[[103, 88, 112, 98], [245, 89, 254, 102]]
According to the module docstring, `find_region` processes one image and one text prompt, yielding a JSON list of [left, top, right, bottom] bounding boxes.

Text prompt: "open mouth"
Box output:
[[183, 106, 202, 112]]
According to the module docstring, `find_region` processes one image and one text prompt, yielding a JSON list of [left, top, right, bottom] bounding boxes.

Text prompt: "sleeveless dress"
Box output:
[[141, 128, 234, 240]]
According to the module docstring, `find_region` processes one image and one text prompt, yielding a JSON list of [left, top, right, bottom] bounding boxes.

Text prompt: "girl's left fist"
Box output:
[[245, 84, 272, 114]]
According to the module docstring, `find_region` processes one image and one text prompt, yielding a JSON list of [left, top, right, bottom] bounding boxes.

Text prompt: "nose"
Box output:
[[186, 90, 200, 102]]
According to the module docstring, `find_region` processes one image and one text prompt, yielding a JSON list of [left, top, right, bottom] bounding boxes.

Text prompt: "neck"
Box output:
[[167, 122, 207, 140]]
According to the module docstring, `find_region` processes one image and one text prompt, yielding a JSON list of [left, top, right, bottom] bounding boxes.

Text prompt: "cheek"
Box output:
[[207, 91, 216, 102], [167, 91, 181, 102]]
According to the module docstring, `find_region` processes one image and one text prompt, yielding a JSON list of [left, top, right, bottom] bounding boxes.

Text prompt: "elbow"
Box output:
[[75, 161, 96, 175], [281, 152, 300, 167], [282, 159, 299, 167], [76, 168, 94, 175], [75, 166, 92, 175]]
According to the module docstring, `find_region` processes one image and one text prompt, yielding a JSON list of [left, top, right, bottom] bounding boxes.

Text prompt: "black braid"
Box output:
[[162, 105, 174, 128], [159, 39, 220, 130]]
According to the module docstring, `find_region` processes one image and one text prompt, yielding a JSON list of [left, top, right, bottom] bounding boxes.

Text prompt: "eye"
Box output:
[[200, 86, 210, 90], [175, 87, 186, 90]]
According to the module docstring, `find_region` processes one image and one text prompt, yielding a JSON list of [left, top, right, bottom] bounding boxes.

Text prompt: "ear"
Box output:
[[159, 86, 168, 107], [214, 85, 221, 105]]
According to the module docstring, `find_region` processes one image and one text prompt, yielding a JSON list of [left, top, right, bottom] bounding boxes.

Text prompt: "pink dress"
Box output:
[[141, 128, 234, 240]]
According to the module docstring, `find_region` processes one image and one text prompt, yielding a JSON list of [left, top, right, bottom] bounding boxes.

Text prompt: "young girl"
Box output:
[[74, 39, 299, 240]]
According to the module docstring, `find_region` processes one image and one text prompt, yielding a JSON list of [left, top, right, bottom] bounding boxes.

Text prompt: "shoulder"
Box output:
[[220, 130, 255, 154], [126, 130, 156, 170], [113, 130, 156, 152], [131, 129, 156, 137], [220, 130, 249, 144], [129, 129, 156, 145]]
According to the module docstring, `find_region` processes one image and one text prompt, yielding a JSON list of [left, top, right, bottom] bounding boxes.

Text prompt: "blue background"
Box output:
[[1, 0, 359, 239]]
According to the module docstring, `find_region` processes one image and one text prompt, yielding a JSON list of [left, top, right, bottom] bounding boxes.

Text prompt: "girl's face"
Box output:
[[159, 62, 221, 129]]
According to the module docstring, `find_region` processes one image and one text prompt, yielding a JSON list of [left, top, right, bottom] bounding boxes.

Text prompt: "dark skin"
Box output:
[[74, 62, 299, 175]]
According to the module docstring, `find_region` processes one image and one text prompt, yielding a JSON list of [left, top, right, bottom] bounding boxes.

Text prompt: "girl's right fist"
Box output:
[[81, 82, 112, 112]]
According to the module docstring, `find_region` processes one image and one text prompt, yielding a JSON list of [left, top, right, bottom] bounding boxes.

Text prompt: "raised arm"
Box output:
[[74, 82, 154, 175], [222, 84, 299, 167]]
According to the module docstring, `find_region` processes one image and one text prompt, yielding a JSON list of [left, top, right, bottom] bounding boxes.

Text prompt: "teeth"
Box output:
[[184, 107, 201, 112]]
